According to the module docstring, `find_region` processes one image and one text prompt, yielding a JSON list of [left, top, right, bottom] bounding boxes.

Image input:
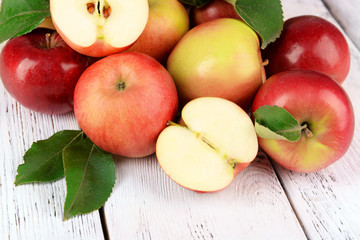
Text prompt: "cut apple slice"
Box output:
[[50, 0, 149, 57], [156, 97, 258, 192]]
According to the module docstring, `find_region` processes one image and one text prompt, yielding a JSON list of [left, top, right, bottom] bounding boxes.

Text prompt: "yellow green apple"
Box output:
[[167, 18, 266, 110]]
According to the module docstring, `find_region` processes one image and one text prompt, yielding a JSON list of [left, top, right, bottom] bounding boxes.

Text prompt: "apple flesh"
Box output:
[[50, 0, 149, 57], [263, 15, 350, 84], [0, 29, 92, 114], [252, 70, 355, 173], [156, 97, 258, 192], [126, 0, 189, 64], [74, 52, 178, 157], [190, 0, 242, 26], [167, 18, 266, 110]]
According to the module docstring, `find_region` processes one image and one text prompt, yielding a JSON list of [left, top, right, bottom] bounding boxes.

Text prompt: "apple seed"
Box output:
[[86, 1, 111, 18], [87, 3, 95, 14], [103, 6, 111, 18]]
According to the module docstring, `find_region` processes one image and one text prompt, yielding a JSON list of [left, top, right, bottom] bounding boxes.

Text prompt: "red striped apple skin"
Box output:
[[74, 52, 178, 157], [251, 70, 354, 173]]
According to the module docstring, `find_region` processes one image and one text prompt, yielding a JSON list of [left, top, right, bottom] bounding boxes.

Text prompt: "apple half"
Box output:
[[50, 0, 149, 57], [156, 97, 258, 192]]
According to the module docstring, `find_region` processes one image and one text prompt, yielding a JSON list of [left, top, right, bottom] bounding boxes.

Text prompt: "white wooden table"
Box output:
[[1, 0, 360, 239]]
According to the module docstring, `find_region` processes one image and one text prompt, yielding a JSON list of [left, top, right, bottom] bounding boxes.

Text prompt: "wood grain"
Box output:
[[104, 152, 306, 239], [322, 0, 360, 49], [1, 0, 360, 239]]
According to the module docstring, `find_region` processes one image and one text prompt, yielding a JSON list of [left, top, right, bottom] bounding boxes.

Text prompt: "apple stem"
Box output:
[[301, 123, 313, 138], [262, 59, 269, 66], [304, 127, 313, 138], [45, 33, 51, 49]]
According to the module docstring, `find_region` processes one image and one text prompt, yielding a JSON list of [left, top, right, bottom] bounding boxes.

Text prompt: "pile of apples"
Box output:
[[0, 0, 355, 192]]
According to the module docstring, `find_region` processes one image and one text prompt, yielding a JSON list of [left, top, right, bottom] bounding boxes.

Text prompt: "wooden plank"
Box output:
[[322, 0, 360, 49], [104, 152, 306, 239], [0, 44, 105, 240], [273, 0, 360, 239]]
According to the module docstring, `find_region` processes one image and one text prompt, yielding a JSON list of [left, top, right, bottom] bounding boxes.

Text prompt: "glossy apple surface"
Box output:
[[0, 29, 91, 114], [74, 52, 178, 157], [167, 18, 265, 110], [50, 0, 149, 57], [263, 15, 350, 84], [126, 0, 189, 64], [190, 0, 241, 26], [156, 97, 257, 192], [252, 70, 355, 172]]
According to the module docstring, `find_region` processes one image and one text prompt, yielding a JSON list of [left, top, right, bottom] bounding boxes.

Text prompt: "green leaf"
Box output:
[[254, 122, 288, 141], [253, 105, 302, 142], [179, 0, 212, 7], [15, 130, 83, 186], [63, 138, 115, 221], [234, 0, 283, 49], [0, 0, 50, 44]]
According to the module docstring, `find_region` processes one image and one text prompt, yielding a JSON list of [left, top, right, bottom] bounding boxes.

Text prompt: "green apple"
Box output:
[[167, 18, 266, 110], [126, 0, 189, 64]]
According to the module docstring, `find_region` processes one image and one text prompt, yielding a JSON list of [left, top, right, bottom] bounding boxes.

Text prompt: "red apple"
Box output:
[[0, 29, 92, 114], [126, 0, 189, 64], [263, 15, 350, 84], [74, 52, 179, 157], [252, 70, 355, 173], [190, 0, 242, 26]]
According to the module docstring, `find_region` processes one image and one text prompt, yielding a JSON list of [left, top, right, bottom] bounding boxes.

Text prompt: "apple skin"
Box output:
[[74, 52, 179, 157], [51, 16, 132, 58], [190, 0, 242, 26], [52, 33, 130, 58], [126, 0, 189, 64], [0, 29, 92, 114], [263, 15, 350, 84], [167, 18, 266, 110], [251, 70, 355, 173]]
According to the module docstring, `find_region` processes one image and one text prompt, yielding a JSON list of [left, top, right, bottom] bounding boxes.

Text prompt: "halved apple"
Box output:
[[156, 97, 258, 192], [50, 0, 149, 57]]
